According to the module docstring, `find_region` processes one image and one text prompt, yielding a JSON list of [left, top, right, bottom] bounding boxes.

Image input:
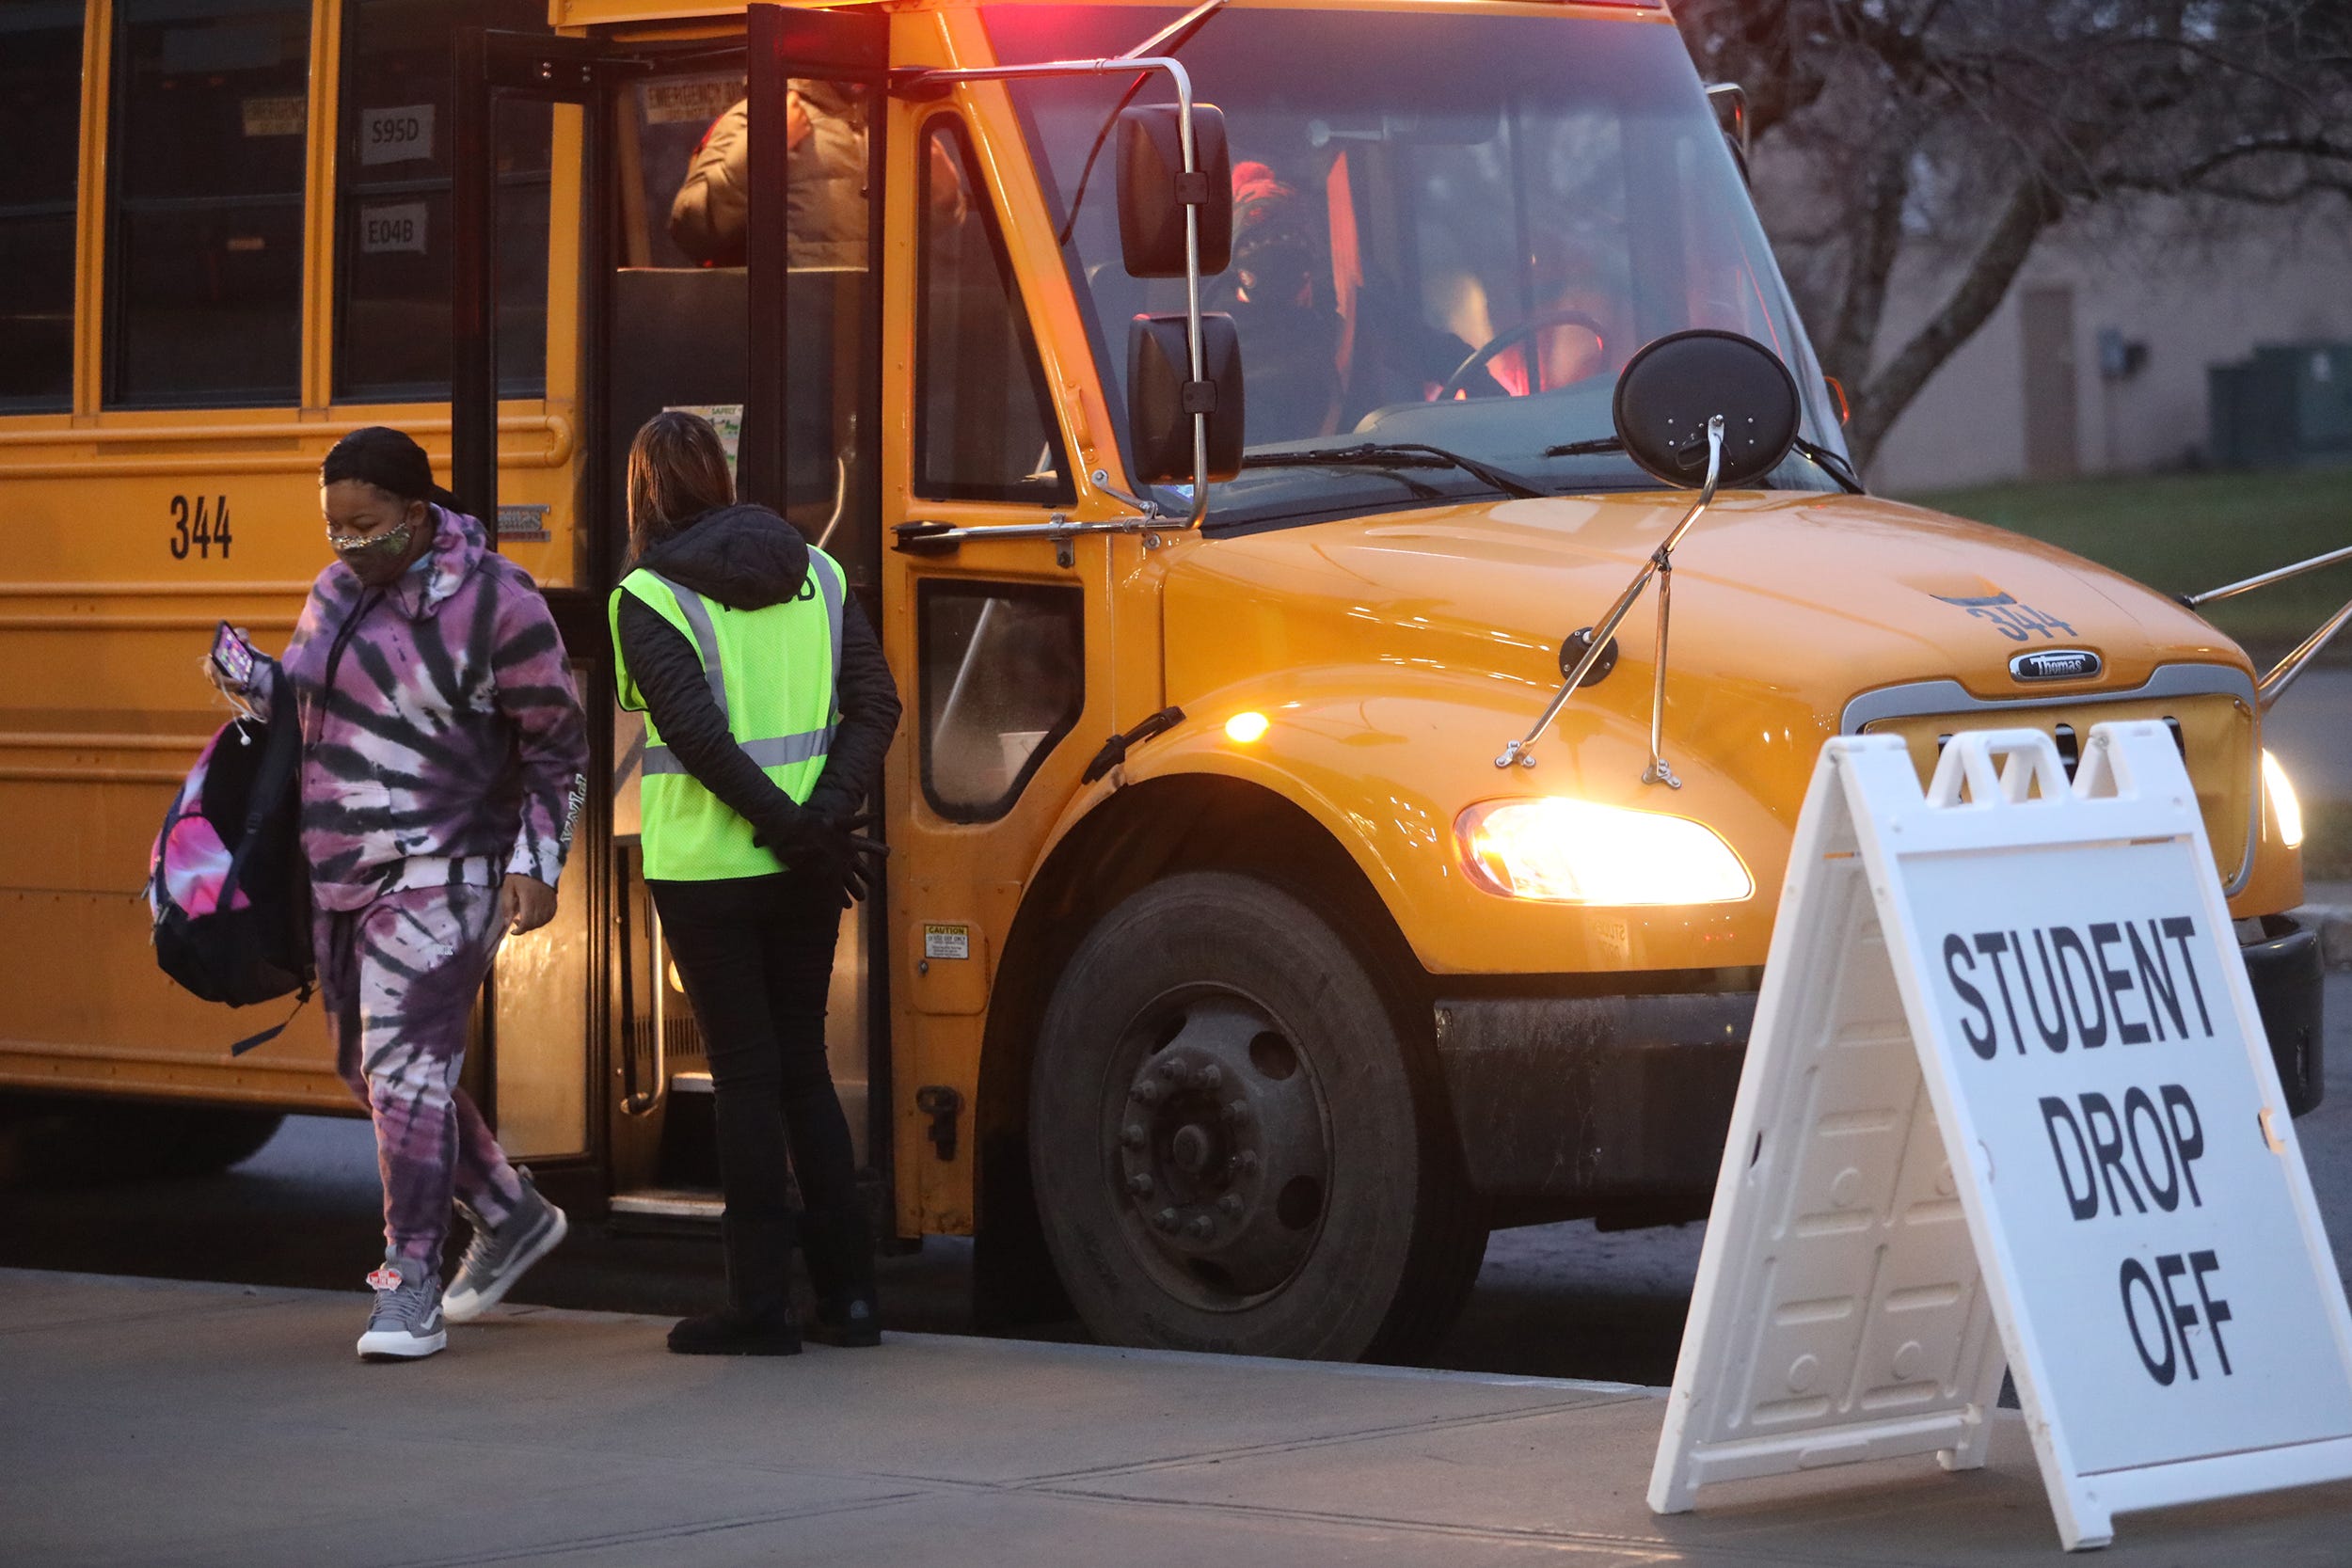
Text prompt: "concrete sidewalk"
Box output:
[[5, 1269, 2349, 1566]]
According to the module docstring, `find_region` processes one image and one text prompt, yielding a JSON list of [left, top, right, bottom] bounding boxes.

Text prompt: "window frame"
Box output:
[[911, 112, 1074, 506], [915, 577, 1087, 825], [0, 6, 86, 415], [330, 0, 552, 404], [101, 0, 313, 411]]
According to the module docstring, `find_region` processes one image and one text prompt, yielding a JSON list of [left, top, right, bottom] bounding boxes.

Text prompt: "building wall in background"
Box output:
[[1865, 198, 2352, 494]]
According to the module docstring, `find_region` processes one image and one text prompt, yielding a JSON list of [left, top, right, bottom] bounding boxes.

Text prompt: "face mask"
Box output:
[[327, 517, 417, 580]]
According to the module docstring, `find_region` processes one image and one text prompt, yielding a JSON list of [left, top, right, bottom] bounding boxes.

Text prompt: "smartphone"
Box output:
[[210, 621, 258, 691]]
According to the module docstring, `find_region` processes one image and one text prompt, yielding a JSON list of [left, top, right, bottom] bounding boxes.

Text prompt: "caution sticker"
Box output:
[[923, 925, 970, 961]]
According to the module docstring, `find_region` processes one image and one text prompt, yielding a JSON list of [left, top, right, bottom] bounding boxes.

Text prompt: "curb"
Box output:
[[2296, 904, 2352, 972]]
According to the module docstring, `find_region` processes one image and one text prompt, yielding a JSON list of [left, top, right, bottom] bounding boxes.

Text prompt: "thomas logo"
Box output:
[[2010, 648, 2102, 683]]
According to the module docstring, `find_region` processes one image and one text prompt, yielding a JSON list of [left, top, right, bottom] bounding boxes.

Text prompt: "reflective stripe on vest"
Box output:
[[610, 550, 845, 880]]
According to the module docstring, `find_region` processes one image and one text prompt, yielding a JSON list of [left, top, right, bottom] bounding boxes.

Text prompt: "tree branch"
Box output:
[[1849, 172, 2057, 467]]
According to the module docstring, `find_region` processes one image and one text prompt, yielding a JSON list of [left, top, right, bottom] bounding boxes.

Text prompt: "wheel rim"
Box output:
[[1103, 990, 1334, 1308]]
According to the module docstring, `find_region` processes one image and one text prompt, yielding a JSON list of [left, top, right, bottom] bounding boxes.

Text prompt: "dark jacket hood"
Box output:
[[638, 503, 810, 611]]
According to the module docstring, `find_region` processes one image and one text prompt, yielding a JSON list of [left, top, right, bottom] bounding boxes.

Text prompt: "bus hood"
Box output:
[[1145, 490, 2283, 976], [1162, 491, 2247, 720]]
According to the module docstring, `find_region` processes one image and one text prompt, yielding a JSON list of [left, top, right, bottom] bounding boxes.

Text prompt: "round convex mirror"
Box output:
[[1610, 329, 1801, 489]]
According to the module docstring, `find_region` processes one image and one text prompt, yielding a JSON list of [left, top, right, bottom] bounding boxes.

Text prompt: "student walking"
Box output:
[[612, 411, 900, 1354], [215, 427, 589, 1360]]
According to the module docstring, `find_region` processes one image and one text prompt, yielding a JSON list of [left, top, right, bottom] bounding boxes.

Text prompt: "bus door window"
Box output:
[[334, 0, 551, 403], [0, 6, 82, 413], [914, 118, 1072, 504], [608, 65, 753, 586], [610, 67, 877, 569], [918, 581, 1084, 822], [105, 0, 312, 408]]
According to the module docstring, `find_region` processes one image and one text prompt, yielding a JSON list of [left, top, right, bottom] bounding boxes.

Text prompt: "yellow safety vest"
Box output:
[[610, 551, 845, 881]]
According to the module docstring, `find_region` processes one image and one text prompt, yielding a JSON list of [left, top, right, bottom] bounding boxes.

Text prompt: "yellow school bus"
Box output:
[[0, 0, 2323, 1359]]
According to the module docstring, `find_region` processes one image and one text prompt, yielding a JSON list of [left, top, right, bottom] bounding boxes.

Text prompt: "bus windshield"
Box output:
[[986, 5, 1851, 529]]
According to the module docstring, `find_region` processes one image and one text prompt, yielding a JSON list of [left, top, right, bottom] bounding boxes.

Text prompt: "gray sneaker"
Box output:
[[357, 1257, 446, 1361], [441, 1171, 567, 1324]]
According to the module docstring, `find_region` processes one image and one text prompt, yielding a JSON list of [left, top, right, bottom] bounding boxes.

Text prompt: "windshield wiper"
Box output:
[[1546, 433, 1867, 495], [1241, 441, 1549, 500], [1544, 436, 1624, 459], [1792, 436, 1865, 493]]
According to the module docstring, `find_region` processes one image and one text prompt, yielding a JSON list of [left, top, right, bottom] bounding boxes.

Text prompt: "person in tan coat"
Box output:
[[667, 81, 866, 269]]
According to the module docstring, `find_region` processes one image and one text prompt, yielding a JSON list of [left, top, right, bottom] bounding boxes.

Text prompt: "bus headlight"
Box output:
[[2263, 750, 2305, 848], [1455, 798, 1754, 905]]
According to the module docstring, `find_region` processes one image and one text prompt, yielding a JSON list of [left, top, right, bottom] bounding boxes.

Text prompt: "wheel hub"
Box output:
[[1112, 1000, 1330, 1299]]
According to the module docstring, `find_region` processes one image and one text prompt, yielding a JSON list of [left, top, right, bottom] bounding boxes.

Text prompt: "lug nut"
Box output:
[[1187, 1215, 1216, 1240], [1132, 1081, 1161, 1105], [1222, 1100, 1251, 1126], [1154, 1207, 1180, 1232], [1200, 1065, 1223, 1091], [1217, 1194, 1245, 1217], [1120, 1123, 1146, 1149], [1159, 1058, 1184, 1080], [1236, 1150, 1260, 1173], [1128, 1174, 1153, 1197]]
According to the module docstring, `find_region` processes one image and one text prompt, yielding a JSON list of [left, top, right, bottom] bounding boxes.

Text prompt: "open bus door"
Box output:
[[450, 7, 891, 1225]]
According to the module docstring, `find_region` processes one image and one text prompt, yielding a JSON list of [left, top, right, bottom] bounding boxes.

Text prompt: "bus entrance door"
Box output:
[[453, 8, 890, 1227]]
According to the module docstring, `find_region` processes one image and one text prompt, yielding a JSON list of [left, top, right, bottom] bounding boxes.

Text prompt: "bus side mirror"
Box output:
[[1612, 329, 1798, 489], [1127, 312, 1245, 483], [1117, 103, 1232, 278]]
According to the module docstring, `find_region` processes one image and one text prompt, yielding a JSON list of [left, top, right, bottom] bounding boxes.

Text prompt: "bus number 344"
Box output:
[[168, 496, 232, 561]]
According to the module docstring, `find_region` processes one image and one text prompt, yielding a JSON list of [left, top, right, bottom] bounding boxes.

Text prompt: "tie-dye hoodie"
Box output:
[[268, 507, 588, 912]]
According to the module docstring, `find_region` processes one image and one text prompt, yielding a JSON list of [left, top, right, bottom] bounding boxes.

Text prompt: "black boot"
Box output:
[[803, 1202, 881, 1349], [669, 1213, 802, 1355]]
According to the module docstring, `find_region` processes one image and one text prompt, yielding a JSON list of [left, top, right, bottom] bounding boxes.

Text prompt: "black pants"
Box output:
[[650, 870, 869, 1302]]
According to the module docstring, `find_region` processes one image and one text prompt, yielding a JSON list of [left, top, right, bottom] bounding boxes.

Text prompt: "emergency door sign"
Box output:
[[1649, 724, 2352, 1550]]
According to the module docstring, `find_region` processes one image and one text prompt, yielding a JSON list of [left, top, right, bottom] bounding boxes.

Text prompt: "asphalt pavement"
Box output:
[[5, 972, 2344, 1388]]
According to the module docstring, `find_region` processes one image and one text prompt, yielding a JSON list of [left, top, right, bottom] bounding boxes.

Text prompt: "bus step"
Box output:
[[670, 1070, 714, 1094], [609, 1188, 724, 1226]]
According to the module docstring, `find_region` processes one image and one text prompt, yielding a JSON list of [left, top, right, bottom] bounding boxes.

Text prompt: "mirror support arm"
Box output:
[[2260, 593, 2352, 709], [2176, 542, 2352, 710], [2183, 542, 2352, 607], [1495, 417, 1724, 772], [1644, 557, 1679, 788]]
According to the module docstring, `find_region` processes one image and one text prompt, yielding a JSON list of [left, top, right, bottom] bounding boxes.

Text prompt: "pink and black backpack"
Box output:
[[147, 687, 311, 1051]]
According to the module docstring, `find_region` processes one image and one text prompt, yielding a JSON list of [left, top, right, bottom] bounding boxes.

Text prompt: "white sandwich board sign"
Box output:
[[1650, 722, 2352, 1550]]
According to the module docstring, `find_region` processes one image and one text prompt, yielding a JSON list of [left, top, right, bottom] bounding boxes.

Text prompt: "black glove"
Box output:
[[755, 804, 849, 882], [755, 804, 888, 906], [811, 807, 889, 907]]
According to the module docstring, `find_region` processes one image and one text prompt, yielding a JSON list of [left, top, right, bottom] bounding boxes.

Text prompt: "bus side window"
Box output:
[[0, 9, 82, 413], [105, 0, 312, 409], [918, 580, 1084, 823], [914, 119, 1073, 504], [334, 0, 551, 402]]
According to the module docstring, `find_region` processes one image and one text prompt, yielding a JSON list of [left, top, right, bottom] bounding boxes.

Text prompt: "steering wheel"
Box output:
[[1439, 309, 1611, 402]]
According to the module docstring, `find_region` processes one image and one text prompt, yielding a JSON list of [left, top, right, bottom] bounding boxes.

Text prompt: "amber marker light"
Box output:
[[1225, 711, 1271, 743], [1455, 798, 1753, 905], [2263, 751, 2305, 848]]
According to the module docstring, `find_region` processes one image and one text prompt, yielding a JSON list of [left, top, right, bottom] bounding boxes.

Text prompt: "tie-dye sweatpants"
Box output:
[[318, 882, 524, 1264]]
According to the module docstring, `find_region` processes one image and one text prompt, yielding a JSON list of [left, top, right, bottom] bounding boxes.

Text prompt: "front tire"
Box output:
[[1029, 872, 1485, 1361]]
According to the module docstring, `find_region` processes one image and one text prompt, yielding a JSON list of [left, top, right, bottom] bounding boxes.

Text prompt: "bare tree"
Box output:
[[1677, 0, 2352, 469]]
